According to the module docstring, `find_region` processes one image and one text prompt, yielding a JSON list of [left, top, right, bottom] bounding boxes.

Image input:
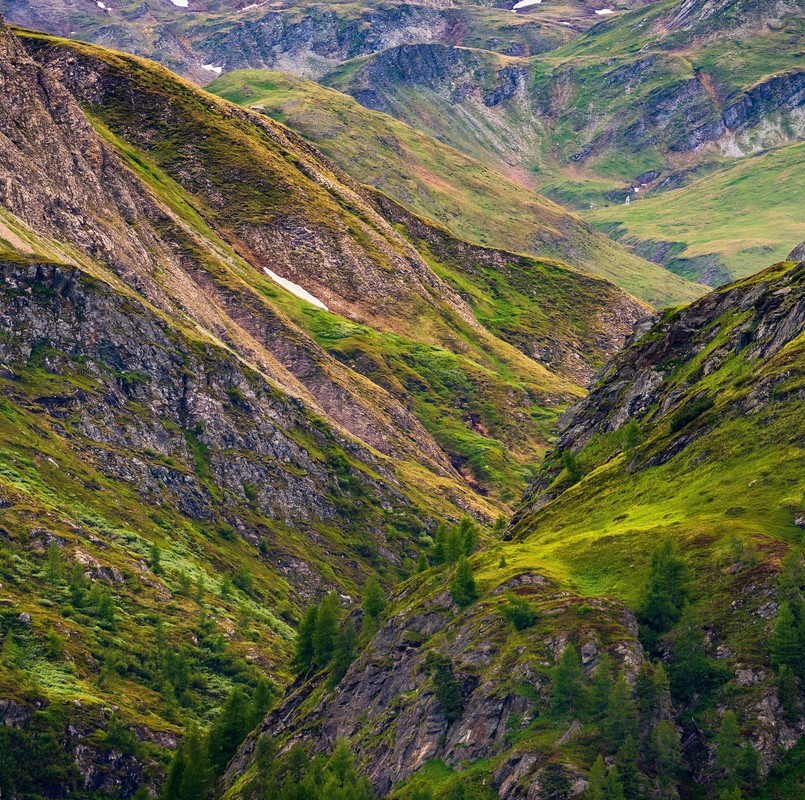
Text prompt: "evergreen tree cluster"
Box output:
[[293, 585, 387, 688], [163, 680, 274, 800], [431, 517, 479, 567], [551, 647, 684, 799], [248, 737, 373, 800]]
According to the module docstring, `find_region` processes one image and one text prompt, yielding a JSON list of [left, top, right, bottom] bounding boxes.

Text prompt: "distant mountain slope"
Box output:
[[320, 3, 804, 285], [207, 68, 705, 307], [587, 141, 805, 285]]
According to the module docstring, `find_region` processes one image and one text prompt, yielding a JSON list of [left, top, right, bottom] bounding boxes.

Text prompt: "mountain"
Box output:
[[206, 69, 705, 307], [0, 18, 650, 795], [321, 2, 804, 283], [224, 252, 805, 799], [0, 0, 653, 85], [6, 0, 801, 293]]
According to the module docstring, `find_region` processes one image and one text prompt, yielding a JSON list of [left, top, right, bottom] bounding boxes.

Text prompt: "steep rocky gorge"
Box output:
[[0, 17, 656, 795]]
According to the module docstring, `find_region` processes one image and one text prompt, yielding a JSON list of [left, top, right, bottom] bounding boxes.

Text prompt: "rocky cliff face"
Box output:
[[225, 571, 645, 798]]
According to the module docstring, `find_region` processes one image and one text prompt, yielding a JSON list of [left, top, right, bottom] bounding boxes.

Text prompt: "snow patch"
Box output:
[[263, 268, 328, 310], [512, 0, 541, 10], [239, 2, 259, 10], [96, 2, 107, 9], [595, 8, 615, 14], [170, 0, 189, 7], [201, 64, 223, 74]]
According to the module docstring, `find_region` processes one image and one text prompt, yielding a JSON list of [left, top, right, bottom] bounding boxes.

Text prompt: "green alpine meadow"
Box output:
[[0, 0, 802, 798]]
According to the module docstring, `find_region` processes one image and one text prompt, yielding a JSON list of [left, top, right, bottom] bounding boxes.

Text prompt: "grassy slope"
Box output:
[[586, 142, 805, 282], [502, 258, 804, 646], [207, 68, 705, 308]]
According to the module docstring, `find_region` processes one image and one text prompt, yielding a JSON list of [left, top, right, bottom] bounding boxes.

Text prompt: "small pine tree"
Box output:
[[499, 555, 507, 568], [777, 664, 800, 723], [425, 652, 464, 724], [207, 687, 252, 775], [770, 602, 801, 672], [605, 674, 638, 753], [417, 553, 429, 573], [551, 644, 584, 717], [737, 744, 761, 796], [590, 653, 614, 720], [219, 573, 232, 600], [562, 450, 582, 484], [587, 755, 607, 800], [650, 721, 682, 799], [328, 616, 358, 691], [449, 557, 478, 607], [638, 539, 689, 638], [362, 579, 386, 620], [293, 604, 318, 674], [540, 762, 570, 800], [604, 764, 626, 800], [178, 724, 213, 799], [777, 550, 805, 606], [251, 677, 274, 728], [615, 735, 643, 800], [149, 542, 162, 575], [715, 711, 742, 788], [232, 566, 253, 595], [669, 604, 730, 701], [622, 419, 641, 457], [432, 525, 448, 566], [45, 542, 62, 585], [313, 592, 340, 668], [458, 517, 478, 555], [500, 591, 537, 630]]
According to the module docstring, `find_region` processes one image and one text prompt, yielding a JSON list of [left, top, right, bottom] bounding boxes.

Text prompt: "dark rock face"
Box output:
[[225, 573, 644, 798]]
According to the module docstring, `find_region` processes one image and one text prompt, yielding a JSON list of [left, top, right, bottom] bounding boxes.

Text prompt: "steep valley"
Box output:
[[0, 1, 803, 799]]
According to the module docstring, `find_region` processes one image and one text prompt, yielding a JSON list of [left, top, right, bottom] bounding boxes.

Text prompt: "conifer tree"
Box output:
[[45, 542, 62, 585], [179, 724, 213, 799], [362, 579, 386, 620], [449, 557, 478, 607], [590, 653, 614, 720], [313, 592, 340, 668], [669, 604, 730, 701], [638, 539, 688, 638], [715, 711, 742, 788], [432, 525, 448, 566], [587, 755, 607, 800], [551, 644, 584, 717], [250, 677, 274, 728], [417, 553, 429, 573], [328, 617, 358, 691], [777, 664, 800, 723], [604, 764, 626, 800], [207, 687, 252, 775], [293, 604, 318, 674], [458, 516, 478, 555], [650, 721, 682, 800], [605, 674, 638, 752], [770, 602, 801, 673], [615, 736, 643, 800]]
